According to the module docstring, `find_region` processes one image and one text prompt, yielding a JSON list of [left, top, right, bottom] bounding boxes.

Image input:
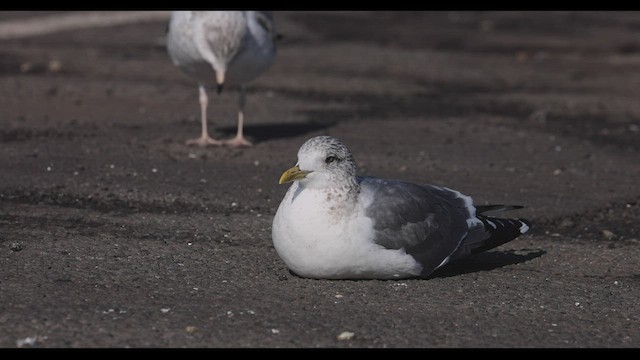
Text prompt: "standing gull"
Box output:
[[272, 136, 532, 279], [167, 11, 277, 147]]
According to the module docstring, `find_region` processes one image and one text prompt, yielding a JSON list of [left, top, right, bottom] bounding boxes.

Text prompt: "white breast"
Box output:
[[271, 183, 422, 279]]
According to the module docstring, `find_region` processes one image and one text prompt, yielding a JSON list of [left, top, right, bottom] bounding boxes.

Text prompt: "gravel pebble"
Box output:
[[601, 230, 615, 240], [10, 243, 23, 252]]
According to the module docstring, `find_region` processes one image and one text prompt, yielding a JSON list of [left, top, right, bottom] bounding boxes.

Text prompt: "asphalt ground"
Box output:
[[0, 11, 639, 348]]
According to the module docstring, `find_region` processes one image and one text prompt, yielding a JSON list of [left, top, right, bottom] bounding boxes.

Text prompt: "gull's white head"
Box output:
[[279, 136, 357, 189]]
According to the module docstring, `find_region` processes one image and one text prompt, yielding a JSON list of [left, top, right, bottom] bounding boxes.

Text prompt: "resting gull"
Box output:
[[272, 136, 531, 279], [166, 11, 277, 147]]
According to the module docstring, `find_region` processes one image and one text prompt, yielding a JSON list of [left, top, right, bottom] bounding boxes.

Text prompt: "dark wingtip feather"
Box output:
[[471, 215, 531, 255], [518, 217, 532, 233]]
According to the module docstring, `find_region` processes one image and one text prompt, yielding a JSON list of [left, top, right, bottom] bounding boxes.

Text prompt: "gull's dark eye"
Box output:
[[325, 155, 339, 164]]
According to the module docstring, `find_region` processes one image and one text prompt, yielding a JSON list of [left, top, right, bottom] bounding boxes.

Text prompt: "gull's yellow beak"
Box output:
[[279, 165, 312, 184]]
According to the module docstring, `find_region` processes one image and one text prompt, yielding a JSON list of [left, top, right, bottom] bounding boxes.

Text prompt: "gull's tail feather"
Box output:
[[449, 208, 531, 263], [471, 215, 531, 255]]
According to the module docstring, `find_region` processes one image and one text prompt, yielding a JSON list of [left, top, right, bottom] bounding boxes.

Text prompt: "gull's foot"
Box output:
[[223, 136, 253, 148], [186, 135, 224, 147]]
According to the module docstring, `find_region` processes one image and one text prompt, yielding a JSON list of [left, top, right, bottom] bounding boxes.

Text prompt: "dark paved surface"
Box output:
[[0, 11, 639, 348]]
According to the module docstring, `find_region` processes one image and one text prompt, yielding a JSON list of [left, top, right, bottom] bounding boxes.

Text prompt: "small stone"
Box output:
[[559, 218, 574, 229], [185, 326, 197, 333], [601, 230, 615, 240], [48, 59, 62, 72], [337, 331, 355, 341], [20, 62, 32, 73], [16, 336, 38, 348], [10, 243, 23, 252]]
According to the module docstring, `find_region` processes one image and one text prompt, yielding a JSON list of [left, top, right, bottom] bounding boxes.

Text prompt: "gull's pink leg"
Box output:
[[224, 85, 253, 148], [186, 86, 224, 147]]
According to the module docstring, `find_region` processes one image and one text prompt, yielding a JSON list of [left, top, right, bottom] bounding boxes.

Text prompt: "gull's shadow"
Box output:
[[428, 248, 546, 279], [283, 249, 546, 281], [217, 120, 337, 143]]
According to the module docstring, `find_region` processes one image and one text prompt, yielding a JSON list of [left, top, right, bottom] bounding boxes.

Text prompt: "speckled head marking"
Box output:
[[295, 136, 358, 190]]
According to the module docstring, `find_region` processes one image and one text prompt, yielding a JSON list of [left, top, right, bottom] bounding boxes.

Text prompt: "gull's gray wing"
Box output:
[[359, 176, 485, 277]]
